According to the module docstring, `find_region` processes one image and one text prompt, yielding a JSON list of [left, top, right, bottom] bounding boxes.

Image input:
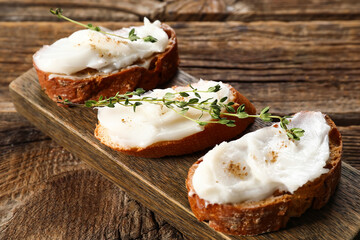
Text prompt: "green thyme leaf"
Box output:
[[198, 122, 208, 126], [291, 128, 305, 137], [188, 98, 199, 104], [85, 102, 93, 107], [50, 8, 63, 18], [207, 84, 221, 92], [135, 88, 145, 95], [179, 92, 190, 97], [177, 101, 188, 108], [237, 104, 245, 113], [133, 102, 142, 111], [291, 128, 304, 133], [219, 119, 231, 125], [211, 99, 218, 106], [261, 106, 270, 115], [226, 122, 236, 127], [282, 118, 289, 125], [128, 28, 140, 41], [287, 132, 295, 140], [226, 105, 236, 113], [143, 35, 158, 43], [84, 100, 97, 107], [220, 97, 227, 102], [260, 112, 272, 122], [200, 98, 213, 104], [164, 92, 175, 99]]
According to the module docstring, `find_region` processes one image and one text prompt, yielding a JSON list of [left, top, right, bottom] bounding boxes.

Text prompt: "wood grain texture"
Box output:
[[0, 0, 165, 22], [165, 0, 360, 21], [2, 0, 360, 22], [8, 68, 360, 239], [1, 169, 184, 239], [338, 125, 360, 170], [0, 113, 184, 239]]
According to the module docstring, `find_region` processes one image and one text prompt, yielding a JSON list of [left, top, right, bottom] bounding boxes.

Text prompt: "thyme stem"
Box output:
[[58, 84, 304, 140], [50, 8, 157, 42]]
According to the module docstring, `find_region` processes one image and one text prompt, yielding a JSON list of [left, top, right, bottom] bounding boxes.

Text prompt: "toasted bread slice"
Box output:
[[34, 24, 179, 104], [94, 85, 256, 158], [186, 115, 342, 236]]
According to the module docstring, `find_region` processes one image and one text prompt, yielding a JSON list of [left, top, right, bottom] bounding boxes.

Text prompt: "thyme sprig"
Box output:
[[221, 106, 304, 140], [59, 84, 304, 141], [50, 8, 157, 43]]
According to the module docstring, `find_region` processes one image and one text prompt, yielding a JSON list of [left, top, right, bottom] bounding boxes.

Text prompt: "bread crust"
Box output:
[[33, 24, 179, 105], [186, 115, 342, 236], [94, 86, 256, 158]]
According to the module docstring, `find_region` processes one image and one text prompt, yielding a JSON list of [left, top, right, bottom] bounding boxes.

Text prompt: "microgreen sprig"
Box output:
[[58, 84, 304, 141], [50, 8, 157, 43]]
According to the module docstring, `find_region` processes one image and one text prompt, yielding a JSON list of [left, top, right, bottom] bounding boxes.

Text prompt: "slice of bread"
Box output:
[[186, 115, 342, 236], [34, 24, 179, 104], [94, 85, 256, 158]]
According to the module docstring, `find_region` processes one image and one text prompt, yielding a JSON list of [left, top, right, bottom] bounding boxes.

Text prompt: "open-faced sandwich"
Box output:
[[33, 11, 178, 104], [94, 80, 256, 158], [186, 111, 342, 236]]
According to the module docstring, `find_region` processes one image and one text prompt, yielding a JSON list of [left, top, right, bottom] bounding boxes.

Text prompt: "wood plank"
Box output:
[[8, 68, 360, 239], [174, 21, 360, 80], [338, 125, 360, 170], [1, 21, 360, 124], [0, 0, 164, 22], [0, 141, 183, 239], [2, 0, 360, 22], [164, 0, 360, 21], [0, 112, 49, 146]]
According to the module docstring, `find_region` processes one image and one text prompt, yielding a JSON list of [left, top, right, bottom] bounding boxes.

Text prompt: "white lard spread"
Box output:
[[192, 111, 331, 204], [97, 80, 232, 149], [33, 18, 168, 76]]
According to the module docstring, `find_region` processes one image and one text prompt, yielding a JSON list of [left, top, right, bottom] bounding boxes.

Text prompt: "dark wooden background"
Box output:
[[1, 0, 359, 239]]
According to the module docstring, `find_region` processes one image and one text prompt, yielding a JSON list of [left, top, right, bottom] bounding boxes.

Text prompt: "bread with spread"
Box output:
[[186, 112, 342, 236], [33, 18, 179, 104], [94, 80, 256, 158]]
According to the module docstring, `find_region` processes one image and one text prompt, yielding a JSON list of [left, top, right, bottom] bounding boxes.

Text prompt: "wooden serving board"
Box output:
[[9, 69, 360, 240]]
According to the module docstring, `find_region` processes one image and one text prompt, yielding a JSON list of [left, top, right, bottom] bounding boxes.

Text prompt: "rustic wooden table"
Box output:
[[1, 1, 360, 239]]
